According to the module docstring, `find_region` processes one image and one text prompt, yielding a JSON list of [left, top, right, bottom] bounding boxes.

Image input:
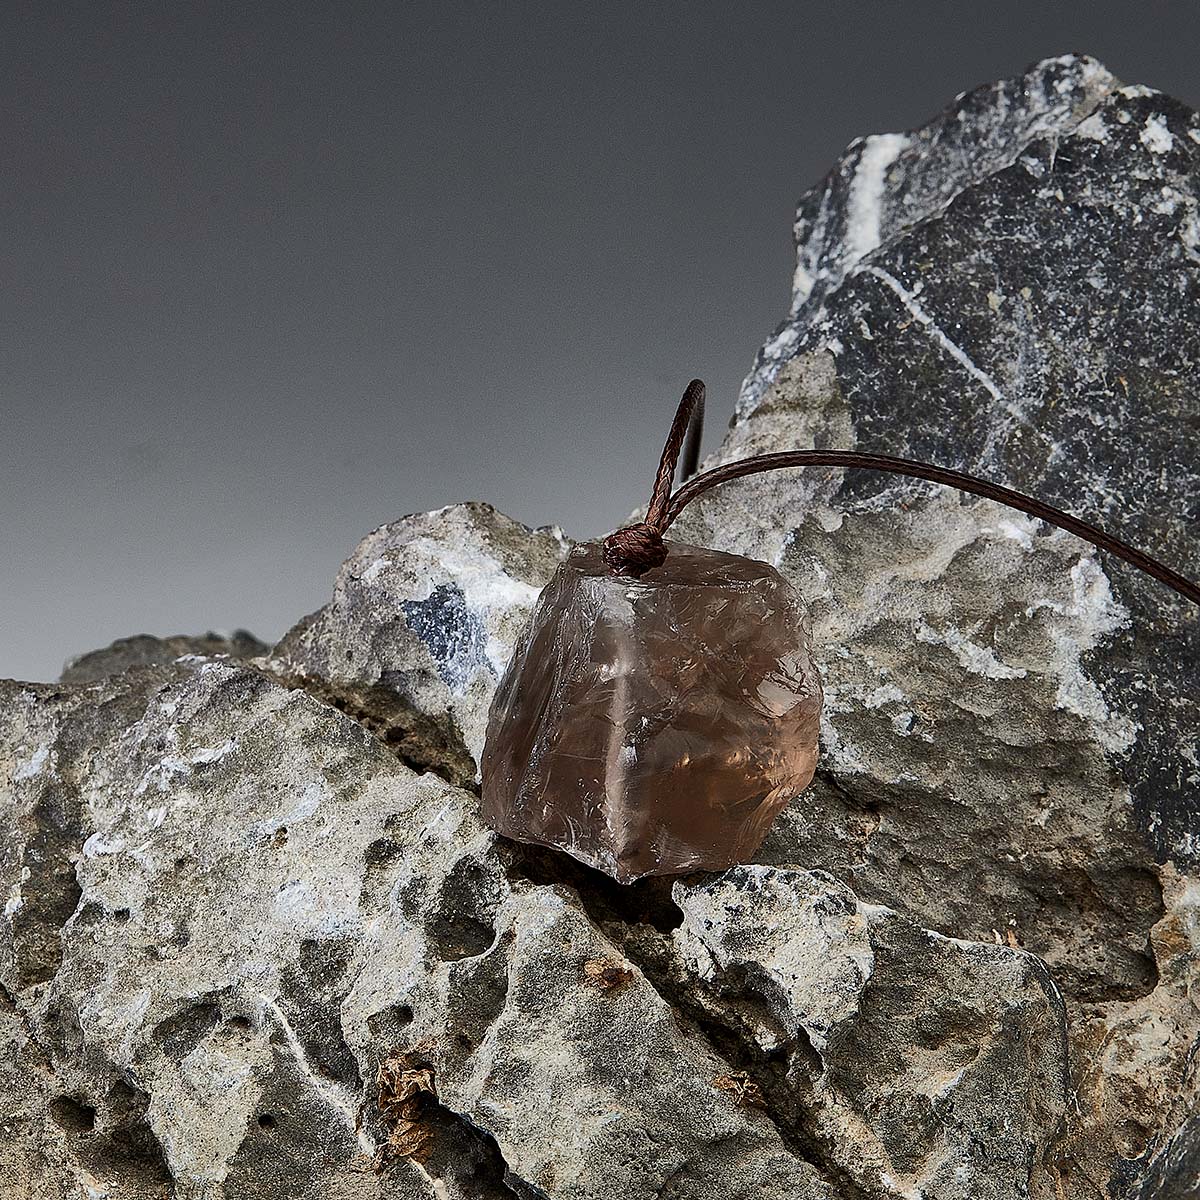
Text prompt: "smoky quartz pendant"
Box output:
[[481, 540, 822, 882]]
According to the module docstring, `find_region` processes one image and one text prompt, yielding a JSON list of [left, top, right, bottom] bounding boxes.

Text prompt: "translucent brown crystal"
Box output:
[[481, 540, 822, 882]]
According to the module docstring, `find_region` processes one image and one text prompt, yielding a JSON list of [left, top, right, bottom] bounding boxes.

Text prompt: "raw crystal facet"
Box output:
[[481, 539, 822, 882]]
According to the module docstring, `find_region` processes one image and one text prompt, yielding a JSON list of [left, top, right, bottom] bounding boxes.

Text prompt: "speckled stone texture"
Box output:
[[2, 53, 1198, 1200], [266, 503, 570, 784], [481, 541, 821, 882]]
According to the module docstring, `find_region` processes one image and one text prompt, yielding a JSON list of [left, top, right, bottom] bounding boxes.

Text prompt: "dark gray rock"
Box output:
[[1134, 1117, 1200, 1199], [748, 52, 1118, 385], [740, 54, 1198, 871]]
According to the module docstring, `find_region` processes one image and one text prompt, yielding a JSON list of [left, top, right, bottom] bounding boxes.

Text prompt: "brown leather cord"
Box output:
[[602, 379, 704, 574], [677, 380, 704, 485], [603, 381, 1200, 608], [646, 378, 705, 528]]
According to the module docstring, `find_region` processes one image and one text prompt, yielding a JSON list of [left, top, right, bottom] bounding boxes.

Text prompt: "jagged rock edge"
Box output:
[[252, 659, 477, 787], [739, 56, 1122, 415]]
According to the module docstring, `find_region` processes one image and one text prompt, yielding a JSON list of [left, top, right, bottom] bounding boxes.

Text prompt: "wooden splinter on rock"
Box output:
[[481, 380, 1200, 884]]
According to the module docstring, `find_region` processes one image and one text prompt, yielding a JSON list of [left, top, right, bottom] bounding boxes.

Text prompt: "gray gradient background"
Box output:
[[5, 4, 1200, 683]]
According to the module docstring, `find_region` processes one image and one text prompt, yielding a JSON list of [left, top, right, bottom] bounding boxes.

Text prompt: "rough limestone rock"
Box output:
[[2, 54, 1197, 1200], [266, 503, 569, 784], [673, 867, 1069, 1200], [60, 632, 270, 687], [672, 51, 1200, 1196]]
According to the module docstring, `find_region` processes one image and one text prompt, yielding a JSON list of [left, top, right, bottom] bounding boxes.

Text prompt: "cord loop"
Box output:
[[601, 379, 1199, 607]]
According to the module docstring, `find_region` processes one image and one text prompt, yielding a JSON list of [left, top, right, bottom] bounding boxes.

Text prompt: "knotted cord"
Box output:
[[602, 379, 1200, 608]]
